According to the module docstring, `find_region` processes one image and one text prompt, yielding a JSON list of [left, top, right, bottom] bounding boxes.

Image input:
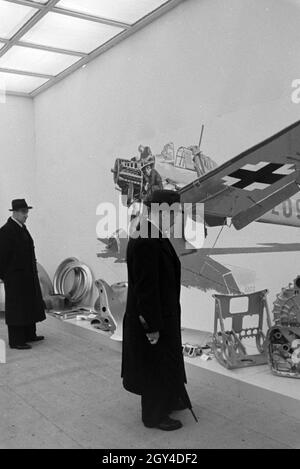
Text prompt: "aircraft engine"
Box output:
[[266, 276, 300, 378], [111, 158, 144, 204]]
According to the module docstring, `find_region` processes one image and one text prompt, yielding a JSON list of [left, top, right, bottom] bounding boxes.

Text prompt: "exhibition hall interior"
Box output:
[[0, 0, 300, 450]]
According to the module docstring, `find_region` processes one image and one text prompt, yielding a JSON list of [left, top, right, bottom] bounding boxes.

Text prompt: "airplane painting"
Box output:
[[100, 122, 300, 335], [111, 120, 300, 231]]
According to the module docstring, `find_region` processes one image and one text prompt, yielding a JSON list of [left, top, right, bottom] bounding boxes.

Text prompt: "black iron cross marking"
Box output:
[[228, 163, 286, 189]]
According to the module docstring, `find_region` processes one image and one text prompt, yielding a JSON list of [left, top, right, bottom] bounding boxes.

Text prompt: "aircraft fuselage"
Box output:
[[258, 198, 300, 227]]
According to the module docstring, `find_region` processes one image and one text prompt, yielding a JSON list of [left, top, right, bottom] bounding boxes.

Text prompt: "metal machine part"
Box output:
[[94, 279, 128, 340], [37, 263, 53, 299], [53, 257, 93, 305], [43, 294, 68, 311], [266, 277, 300, 378], [53, 257, 78, 293], [90, 317, 113, 332], [272, 276, 300, 326], [266, 326, 300, 378], [182, 343, 203, 358], [211, 290, 272, 369], [51, 307, 95, 320]]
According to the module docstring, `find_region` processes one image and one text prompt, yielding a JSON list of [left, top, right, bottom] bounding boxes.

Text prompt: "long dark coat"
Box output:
[[121, 221, 187, 396], [0, 218, 46, 326]]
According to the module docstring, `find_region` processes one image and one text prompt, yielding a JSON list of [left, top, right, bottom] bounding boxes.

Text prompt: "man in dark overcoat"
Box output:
[[122, 190, 189, 431], [0, 199, 46, 349]]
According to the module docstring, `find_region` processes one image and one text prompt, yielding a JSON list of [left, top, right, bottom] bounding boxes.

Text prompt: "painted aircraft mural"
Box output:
[[98, 120, 300, 297], [111, 120, 300, 231]]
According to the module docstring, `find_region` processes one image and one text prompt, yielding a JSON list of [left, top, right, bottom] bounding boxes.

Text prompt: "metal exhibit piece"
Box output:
[[272, 276, 300, 326], [182, 343, 203, 358], [211, 290, 272, 369], [50, 307, 95, 320], [53, 257, 93, 305], [266, 276, 300, 378], [43, 294, 70, 311], [37, 263, 53, 299], [182, 343, 213, 359], [94, 279, 128, 340]]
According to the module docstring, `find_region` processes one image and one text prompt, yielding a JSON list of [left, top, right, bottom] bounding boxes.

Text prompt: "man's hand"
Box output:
[[146, 331, 160, 345]]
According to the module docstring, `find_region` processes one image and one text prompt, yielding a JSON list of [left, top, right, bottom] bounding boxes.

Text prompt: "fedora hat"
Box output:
[[9, 199, 33, 211]]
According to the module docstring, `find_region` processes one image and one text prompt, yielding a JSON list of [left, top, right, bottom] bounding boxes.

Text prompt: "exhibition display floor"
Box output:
[[0, 313, 299, 449], [48, 315, 300, 420]]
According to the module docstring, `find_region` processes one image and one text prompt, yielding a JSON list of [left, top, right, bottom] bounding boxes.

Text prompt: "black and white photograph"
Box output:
[[0, 0, 299, 453]]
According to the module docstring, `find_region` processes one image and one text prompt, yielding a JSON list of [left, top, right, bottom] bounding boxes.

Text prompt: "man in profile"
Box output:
[[122, 190, 191, 431], [0, 199, 46, 350]]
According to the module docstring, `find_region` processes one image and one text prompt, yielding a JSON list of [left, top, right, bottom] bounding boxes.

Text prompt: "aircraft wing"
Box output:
[[179, 120, 300, 230]]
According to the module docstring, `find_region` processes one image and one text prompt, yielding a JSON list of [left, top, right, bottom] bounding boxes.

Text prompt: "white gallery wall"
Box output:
[[0, 95, 35, 310], [3, 0, 300, 331], [0, 96, 35, 223]]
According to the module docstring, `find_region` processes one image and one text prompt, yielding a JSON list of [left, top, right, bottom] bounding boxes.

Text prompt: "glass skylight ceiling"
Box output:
[[0, 71, 48, 93], [22, 12, 123, 53], [58, 0, 171, 25], [0, 45, 81, 75], [0, 1, 36, 39], [0, 0, 179, 97]]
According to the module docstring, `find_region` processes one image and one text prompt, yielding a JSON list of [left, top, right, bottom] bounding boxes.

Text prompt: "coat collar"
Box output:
[[6, 217, 28, 234], [131, 218, 180, 262], [7, 217, 22, 230], [11, 216, 23, 228]]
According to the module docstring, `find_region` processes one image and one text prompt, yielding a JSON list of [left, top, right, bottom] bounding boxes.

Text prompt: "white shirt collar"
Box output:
[[11, 216, 23, 228]]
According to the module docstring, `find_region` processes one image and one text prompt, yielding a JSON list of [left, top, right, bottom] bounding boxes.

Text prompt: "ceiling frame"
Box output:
[[5, 89, 31, 97], [0, 66, 53, 78], [51, 6, 131, 29], [0, 0, 61, 59], [4, 0, 44, 8], [5, 0, 132, 28], [10, 40, 87, 57], [0, 36, 87, 56], [1, 0, 186, 98]]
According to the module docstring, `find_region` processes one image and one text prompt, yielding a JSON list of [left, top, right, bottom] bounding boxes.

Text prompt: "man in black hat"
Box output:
[[122, 190, 191, 431], [0, 199, 46, 350]]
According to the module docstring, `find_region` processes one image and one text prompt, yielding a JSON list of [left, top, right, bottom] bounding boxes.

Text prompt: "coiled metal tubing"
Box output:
[[53, 257, 93, 305]]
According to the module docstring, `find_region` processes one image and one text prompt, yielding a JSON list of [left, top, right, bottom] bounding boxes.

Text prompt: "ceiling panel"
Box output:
[[21, 11, 124, 53], [0, 0, 36, 39], [57, 0, 170, 24], [0, 0, 181, 96], [0, 45, 80, 75], [0, 71, 48, 93]]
